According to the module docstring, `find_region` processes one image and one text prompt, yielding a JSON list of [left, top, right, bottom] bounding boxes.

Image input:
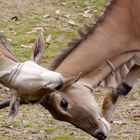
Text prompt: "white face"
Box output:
[[11, 61, 63, 100]]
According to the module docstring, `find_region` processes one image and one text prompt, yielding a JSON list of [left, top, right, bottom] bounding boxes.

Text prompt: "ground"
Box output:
[[0, 0, 140, 140]]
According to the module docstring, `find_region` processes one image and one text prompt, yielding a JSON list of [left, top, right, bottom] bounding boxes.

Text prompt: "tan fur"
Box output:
[[42, 0, 140, 138], [102, 92, 113, 115], [54, 0, 140, 78], [0, 33, 18, 62]]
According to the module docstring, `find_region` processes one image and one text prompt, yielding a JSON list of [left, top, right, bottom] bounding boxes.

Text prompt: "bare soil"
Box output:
[[0, 83, 140, 140]]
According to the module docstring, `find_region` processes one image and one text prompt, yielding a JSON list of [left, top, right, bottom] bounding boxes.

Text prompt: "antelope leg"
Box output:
[[8, 89, 21, 121], [0, 98, 29, 109], [102, 65, 140, 121], [0, 100, 10, 109]]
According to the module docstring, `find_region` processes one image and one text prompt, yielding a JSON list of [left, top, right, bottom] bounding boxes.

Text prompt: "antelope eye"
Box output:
[[60, 98, 68, 110]]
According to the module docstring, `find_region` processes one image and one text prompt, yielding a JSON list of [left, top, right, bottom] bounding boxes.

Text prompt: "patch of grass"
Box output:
[[0, 21, 7, 29], [107, 136, 140, 140], [0, 136, 15, 140], [0, 115, 7, 122], [44, 127, 56, 133], [45, 117, 55, 124], [12, 120, 22, 128], [52, 135, 80, 140], [0, 0, 108, 62], [23, 121, 33, 128], [133, 88, 140, 96]]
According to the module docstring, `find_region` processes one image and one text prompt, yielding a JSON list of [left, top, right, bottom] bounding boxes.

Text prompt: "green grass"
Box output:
[[52, 135, 81, 140], [0, 136, 15, 140], [1, 0, 139, 140], [106, 136, 140, 140], [0, 0, 107, 62], [23, 121, 33, 128], [11, 120, 22, 128], [44, 127, 56, 133]]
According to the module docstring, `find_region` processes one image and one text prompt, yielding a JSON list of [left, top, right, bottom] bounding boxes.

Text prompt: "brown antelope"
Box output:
[[0, 33, 64, 120], [40, 0, 140, 139]]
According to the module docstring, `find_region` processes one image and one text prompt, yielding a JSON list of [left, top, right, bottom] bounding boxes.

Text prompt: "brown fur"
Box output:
[[102, 92, 113, 114], [43, 0, 140, 136], [51, 0, 116, 70], [0, 32, 18, 62], [40, 0, 140, 137]]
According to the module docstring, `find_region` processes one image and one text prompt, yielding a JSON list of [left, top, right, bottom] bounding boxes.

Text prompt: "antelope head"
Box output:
[[41, 75, 110, 140], [2, 35, 64, 120]]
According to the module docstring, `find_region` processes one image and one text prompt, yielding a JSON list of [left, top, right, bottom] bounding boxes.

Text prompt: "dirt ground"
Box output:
[[0, 84, 140, 140], [0, 0, 140, 140]]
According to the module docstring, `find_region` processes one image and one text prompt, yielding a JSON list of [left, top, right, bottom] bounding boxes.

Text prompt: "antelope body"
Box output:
[[41, 0, 140, 139]]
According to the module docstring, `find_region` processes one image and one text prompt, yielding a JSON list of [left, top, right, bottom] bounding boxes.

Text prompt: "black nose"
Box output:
[[94, 132, 107, 140], [55, 81, 64, 90]]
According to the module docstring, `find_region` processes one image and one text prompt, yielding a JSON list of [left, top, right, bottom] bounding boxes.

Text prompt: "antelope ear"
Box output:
[[8, 89, 21, 121], [31, 34, 45, 64], [62, 73, 81, 90]]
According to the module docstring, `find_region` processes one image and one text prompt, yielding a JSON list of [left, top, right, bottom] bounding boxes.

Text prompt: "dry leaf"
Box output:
[[61, 3, 66, 6], [34, 27, 44, 32], [79, 9, 92, 18], [63, 14, 70, 18], [43, 14, 50, 19], [7, 38, 12, 42], [27, 27, 44, 34], [21, 44, 32, 48], [27, 30, 37, 34], [46, 34, 52, 43], [113, 120, 127, 125], [55, 10, 60, 15], [13, 32, 17, 36], [94, 9, 98, 13], [68, 20, 76, 26], [16, 21, 20, 25]]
